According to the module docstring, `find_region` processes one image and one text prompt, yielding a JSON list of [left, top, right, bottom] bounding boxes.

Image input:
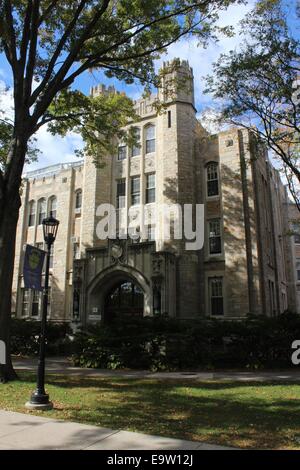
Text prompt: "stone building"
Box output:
[[288, 203, 300, 314], [11, 59, 298, 325]]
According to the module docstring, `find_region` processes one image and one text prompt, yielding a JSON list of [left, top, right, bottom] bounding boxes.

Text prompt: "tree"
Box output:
[[0, 0, 238, 381], [205, 0, 300, 209]]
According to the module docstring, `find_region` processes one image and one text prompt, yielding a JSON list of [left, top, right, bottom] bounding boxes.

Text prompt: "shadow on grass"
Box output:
[[17, 372, 300, 449]]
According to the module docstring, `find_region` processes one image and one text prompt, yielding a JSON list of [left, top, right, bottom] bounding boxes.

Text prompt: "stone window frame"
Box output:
[[145, 123, 156, 154], [37, 197, 46, 225], [28, 200, 36, 227], [205, 271, 226, 317], [131, 127, 141, 158], [146, 173, 156, 204], [75, 189, 82, 215], [207, 217, 223, 257], [48, 195, 57, 218], [116, 178, 126, 209], [131, 176, 141, 206], [206, 161, 220, 199], [118, 145, 127, 161]]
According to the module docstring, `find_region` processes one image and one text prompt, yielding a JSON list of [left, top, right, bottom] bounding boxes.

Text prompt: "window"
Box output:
[[118, 145, 126, 161], [297, 261, 300, 282], [293, 224, 300, 244], [145, 125, 155, 154], [226, 139, 234, 147], [38, 198, 46, 225], [31, 290, 40, 317], [49, 197, 57, 218], [73, 243, 80, 260], [117, 179, 126, 209], [75, 190, 82, 210], [131, 128, 141, 157], [47, 287, 52, 317], [209, 277, 224, 315], [207, 162, 219, 197], [208, 219, 222, 255], [131, 177, 140, 206], [146, 174, 155, 203], [49, 244, 54, 269], [147, 225, 155, 241], [21, 288, 30, 317], [28, 201, 36, 227], [168, 110, 171, 128]]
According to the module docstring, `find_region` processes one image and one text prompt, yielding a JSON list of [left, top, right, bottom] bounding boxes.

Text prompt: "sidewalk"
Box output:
[[13, 356, 300, 382], [0, 410, 233, 450]]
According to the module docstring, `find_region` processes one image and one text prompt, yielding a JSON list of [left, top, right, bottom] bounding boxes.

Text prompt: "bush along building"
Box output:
[[12, 59, 299, 326]]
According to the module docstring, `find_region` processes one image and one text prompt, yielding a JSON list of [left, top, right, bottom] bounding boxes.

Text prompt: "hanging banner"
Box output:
[[23, 244, 46, 291]]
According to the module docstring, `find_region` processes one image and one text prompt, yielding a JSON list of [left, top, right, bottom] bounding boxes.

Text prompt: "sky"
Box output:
[[0, 0, 299, 172]]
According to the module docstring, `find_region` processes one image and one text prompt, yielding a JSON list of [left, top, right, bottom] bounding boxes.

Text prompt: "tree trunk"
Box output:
[[0, 137, 27, 382]]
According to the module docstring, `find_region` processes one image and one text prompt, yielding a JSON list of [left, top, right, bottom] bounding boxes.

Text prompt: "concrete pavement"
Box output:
[[0, 410, 233, 450], [13, 356, 300, 382]]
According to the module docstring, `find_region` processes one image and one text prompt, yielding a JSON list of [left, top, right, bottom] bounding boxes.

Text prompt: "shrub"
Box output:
[[11, 318, 73, 356], [71, 312, 300, 371]]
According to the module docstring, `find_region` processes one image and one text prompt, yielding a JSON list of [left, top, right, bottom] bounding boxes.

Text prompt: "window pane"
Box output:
[[28, 201, 36, 227], [207, 180, 219, 197], [209, 277, 224, 315], [147, 225, 155, 241], [38, 199, 46, 225], [146, 174, 156, 203], [118, 145, 126, 160], [146, 125, 155, 140], [209, 219, 221, 254], [21, 289, 30, 317], [146, 139, 155, 154], [146, 125, 155, 154], [31, 291, 40, 317], [76, 190, 82, 209], [131, 128, 141, 157], [49, 198, 57, 218], [117, 180, 126, 209], [207, 162, 219, 197], [131, 177, 140, 206]]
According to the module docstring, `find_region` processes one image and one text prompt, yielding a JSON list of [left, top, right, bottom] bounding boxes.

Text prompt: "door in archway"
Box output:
[[104, 280, 144, 321]]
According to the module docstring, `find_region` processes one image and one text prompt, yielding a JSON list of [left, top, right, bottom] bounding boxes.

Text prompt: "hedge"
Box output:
[[71, 312, 300, 371], [11, 318, 73, 356]]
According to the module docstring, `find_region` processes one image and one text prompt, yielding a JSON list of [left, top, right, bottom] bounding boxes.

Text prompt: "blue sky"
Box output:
[[0, 0, 299, 171]]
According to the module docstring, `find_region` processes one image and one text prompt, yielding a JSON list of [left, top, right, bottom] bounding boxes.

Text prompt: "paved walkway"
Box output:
[[0, 410, 232, 450], [13, 357, 300, 382]]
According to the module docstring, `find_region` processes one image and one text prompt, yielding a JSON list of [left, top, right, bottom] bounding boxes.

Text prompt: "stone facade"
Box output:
[[12, 59, 299, 324]]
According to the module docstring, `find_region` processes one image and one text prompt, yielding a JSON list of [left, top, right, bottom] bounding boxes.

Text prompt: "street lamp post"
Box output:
[[26, 216, 59, 411]]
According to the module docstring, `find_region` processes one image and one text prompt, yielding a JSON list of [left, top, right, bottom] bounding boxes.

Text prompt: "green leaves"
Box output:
[[205, 0, 300, 209], [46, 87, 138, 165]]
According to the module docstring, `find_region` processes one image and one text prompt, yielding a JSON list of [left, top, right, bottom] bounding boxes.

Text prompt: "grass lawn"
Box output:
[[1, 372, 300, 449]]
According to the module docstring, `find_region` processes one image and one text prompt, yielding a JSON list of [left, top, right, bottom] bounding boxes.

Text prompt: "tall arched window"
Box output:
[[28, 200, 36, 227], [75, 189, 82, 212], [131, 127, 141, 157], [206, 162, 219, 197], [48, 196, 57, 218], [145, 124, 155, 154], [38, 198, 46, 225]]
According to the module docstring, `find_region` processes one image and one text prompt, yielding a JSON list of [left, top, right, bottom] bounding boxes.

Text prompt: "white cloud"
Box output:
[[25, 126, 83, 172], [1, 78, 83, 171]]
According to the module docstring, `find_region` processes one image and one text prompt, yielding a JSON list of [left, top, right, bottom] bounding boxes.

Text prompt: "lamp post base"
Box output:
[[25, 391, 53, 411], [25, 401, 53, 411]]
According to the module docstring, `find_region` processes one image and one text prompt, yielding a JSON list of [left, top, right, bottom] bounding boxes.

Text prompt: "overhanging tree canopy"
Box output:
[[205, 0, 300, 209]]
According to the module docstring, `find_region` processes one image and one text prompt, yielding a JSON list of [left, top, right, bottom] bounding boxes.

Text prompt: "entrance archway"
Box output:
[[104, 280, 144, 322]]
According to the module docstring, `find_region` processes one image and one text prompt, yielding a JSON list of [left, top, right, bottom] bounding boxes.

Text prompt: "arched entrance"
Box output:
[[104, 280, 144, 322]]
